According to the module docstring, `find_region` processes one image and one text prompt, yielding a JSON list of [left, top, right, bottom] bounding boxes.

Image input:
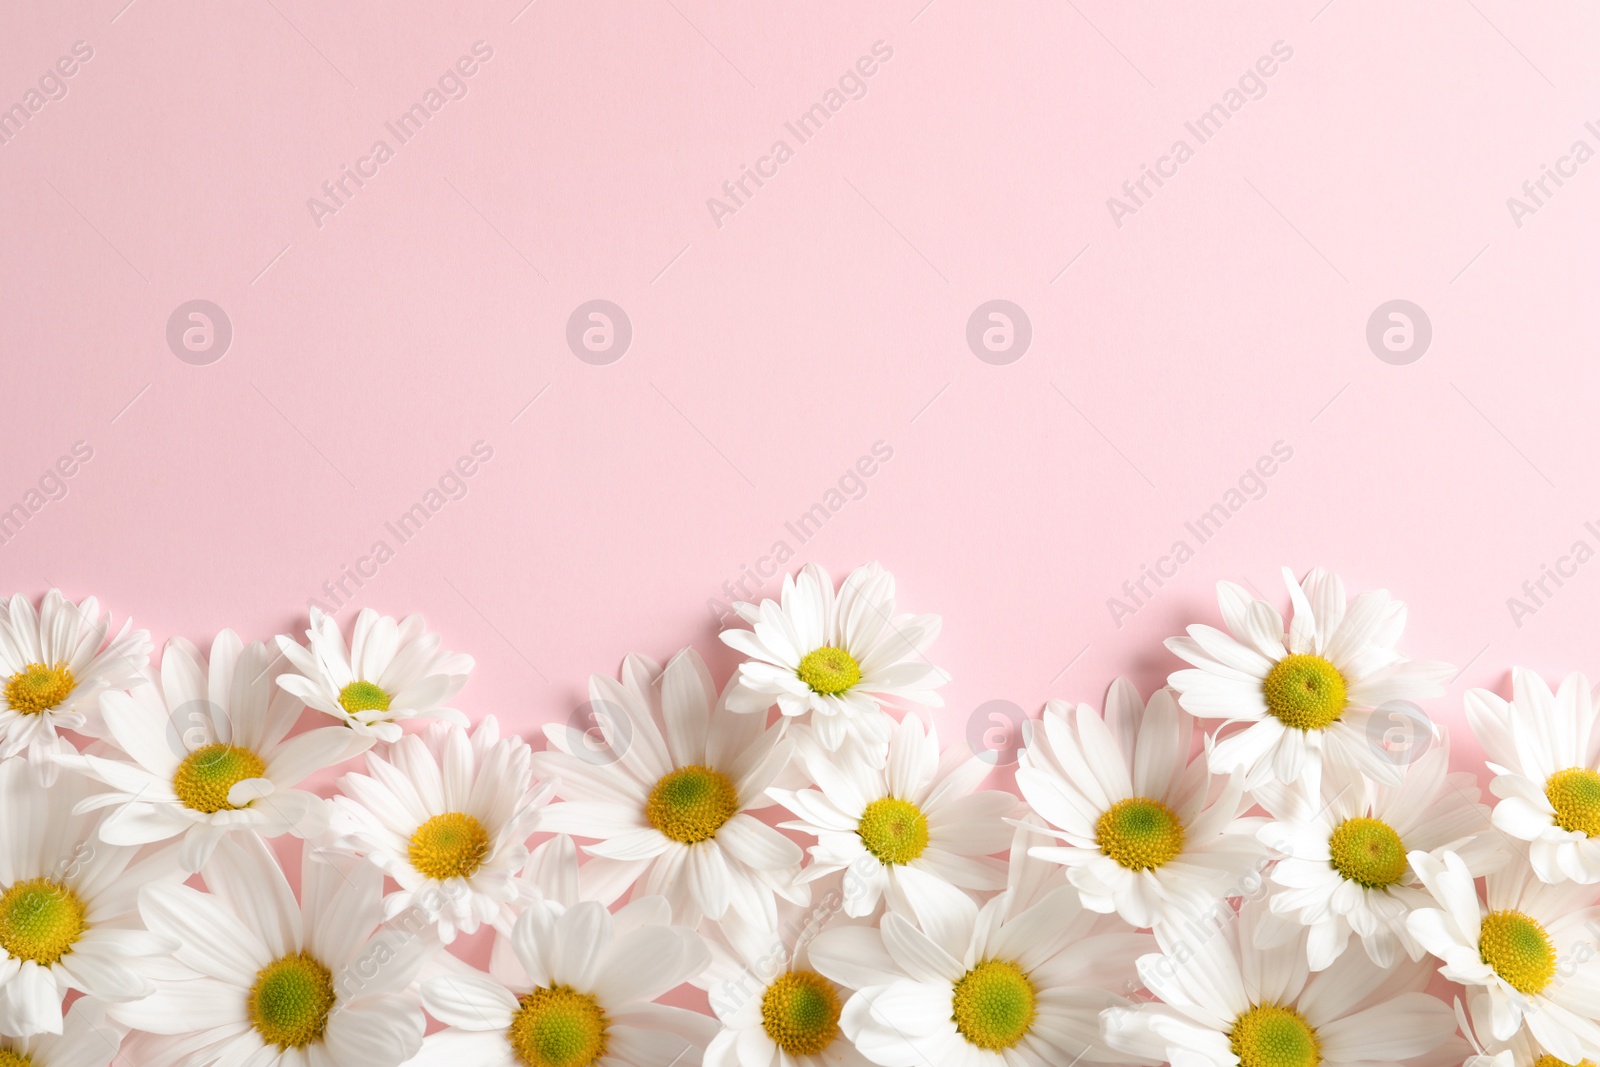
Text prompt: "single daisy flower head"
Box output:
[[1015, 680, 1264, 930], [1103, 896, 1460, 1067], [0, 589, 150, 782], [66, 631, 371, 872], [1407, 849, 1600, 1063], [116, 834, 428, 1067], [1165, 567, 1454, 789], [719, 562, 948, 753], [275, 607, 473, 742], [329, 716, 552, 943], [534, 649, 806, 927], [1255, 738, 1498, 970], [1468, 668, 1600, 885], [0, 997, 129, 1067], [410, 895, 714, 1067], [770, 714, 1013, 919]]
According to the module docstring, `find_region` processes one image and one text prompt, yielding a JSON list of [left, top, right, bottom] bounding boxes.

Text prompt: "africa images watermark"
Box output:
[[0, 440, 95, 548], [1505, 119, 1600, 230], [0, 40, 94, 149], [1504, 519, 1600, 628]]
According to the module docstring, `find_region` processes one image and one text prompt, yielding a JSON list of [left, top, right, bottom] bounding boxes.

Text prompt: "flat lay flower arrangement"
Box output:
[[2, 565, 1599, 1067]]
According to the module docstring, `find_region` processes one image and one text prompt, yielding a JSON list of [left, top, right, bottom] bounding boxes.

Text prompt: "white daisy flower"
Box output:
[[0, 997, 128, 1067], [1455, 993, 1568, 1067], [1103, 896, 1459, 1067], [1468, 668, 1600, 884], [1255, 737, 1498, 970], [0, 757, 179, 1037], [275, 607, 473, 742], [66, 631, 371, 872], [719, 562, 947, 753], [1406, 849, 1600, 1063], [770, 714, 1013, 919], [1165, 567, 1454, 789], [408, 895, 713, 1067], [1015, 680, 1264, 930], [328, 716, 552, 943], [0, 589, 150, 782], [533, 648, 807, 927], [115, 834, 428, 1067]]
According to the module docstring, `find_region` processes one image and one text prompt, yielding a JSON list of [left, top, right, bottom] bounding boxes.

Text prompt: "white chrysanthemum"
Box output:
[[275, 607, 472, 742], [1255, 737, 1497, 970], [719, 562, 947, 753], [534, 649, 807, 927], [1016, 680, 1263, 930], [1455, 993, 1569, 1067], [66, 631, 370, 872], [1166, 567, 1453, 790], [0, 589, 150, 782], [329, 716, 551, 943], [0, 997, 128, 1067], [770, 714, 1013, 919], [0, 758, 178, 1036], [115, 834, 428, 1067], [1468, 668, 1600, 885], [407, 896, 713, 1067], [1104, 897, 1459, 1067]]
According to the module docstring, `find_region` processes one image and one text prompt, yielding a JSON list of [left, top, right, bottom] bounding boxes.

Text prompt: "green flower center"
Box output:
[[408, 811, 492, 879], [951, 959, 1036, 1051], [857, 797, 929, 865], [1262, 654, 1347, 730], [0, 1050, 33, 1067], [1479, 909, 1556, 995], [1230, 1004, 1321, 1067], [645, 765, 739, 844], [1546, 767, 1600, 837], [0, 878, 87, 965], [761, 970, 841, 1056], [4, 662, 75, 715], [1327, 816, 1408, 889], [509, 985, 610, 1067], [1095, 796, 1186, 871], [248, 952, 336, 1049], [337, 679, 391, 716], [797, 647, 861, 695], [172, 743, 267, 813]]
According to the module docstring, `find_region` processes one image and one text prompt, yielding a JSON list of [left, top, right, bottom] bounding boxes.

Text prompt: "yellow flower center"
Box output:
[[408, 812, 492, 880], [797, 647, 861, 695], [1479, 909, 1557, 995], [508, 985, 610, 1067], [1262, 654, 1347, 730], [761, 970, 841, 1056], [1230, 1004, 1321, 1067], [0, 1050, 32, 1067], [951, 959, 1036, 1051], [249, 952, 335, 1049], [0, 879, 87, 965], [1533, 1057, 1595, 1067], [1546, 768, 1600, 837], [172, 743, 267, 814], [1327, 816, 1408, 889], [337, 679, 391, 716], [4, 662, 76, 715], [857, 797, 929, 865], [1095, 796, 1186, 871], [644, 765, 740, 844]]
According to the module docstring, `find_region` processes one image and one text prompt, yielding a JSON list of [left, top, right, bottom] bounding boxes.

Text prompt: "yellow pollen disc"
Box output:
[[408, 811, 492, 880], [4, 662, 76, 715], [1479, 909, 1557, 995], [951, 959, 1036, 1051], [0, 1050, 32, 1067], [508, 985, 610, 1067], [645, 765, 740, 844], [1262, 654, 1348, 731], [857, 797, 930, 865], [172, 743, 266, 814], [1546, 767, 1600, 837], [337, 679, 391, 716], [1230, 1004, 1321, 1067], [0, 878, 88, 965], [1534, 1057, 1596, 1067], [249, 952, 335, 1049], [796, 646, 861, 695], [1095, 796, 1186, 871], [761, 970, 841, 1056], [1327, 816, 1408, 889]]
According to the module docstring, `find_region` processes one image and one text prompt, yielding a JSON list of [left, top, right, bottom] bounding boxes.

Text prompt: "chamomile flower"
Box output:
[[770, 714, 1013, 919], [533, 649, 806, 927], [328, 716, 551, 943], [1468, 668, 1600, 884], [1015, 680, 1263, 930], [719, 562, 947, 753], [66, 631, 371, 872], [275, 607, 473, 742], [0, 589, 150, 783], [1166, 567, 1454, 789], [0, 997, 128, 1067], [1103, 897, 1460, 1067]]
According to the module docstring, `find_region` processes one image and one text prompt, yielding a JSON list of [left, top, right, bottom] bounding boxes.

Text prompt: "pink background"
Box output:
[[5, 0, 1600, 768]]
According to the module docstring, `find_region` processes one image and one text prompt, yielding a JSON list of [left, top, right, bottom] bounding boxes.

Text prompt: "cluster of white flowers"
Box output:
[[0, 565, 1597, 1067]]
